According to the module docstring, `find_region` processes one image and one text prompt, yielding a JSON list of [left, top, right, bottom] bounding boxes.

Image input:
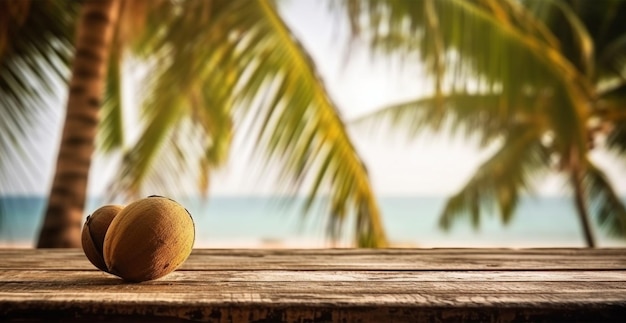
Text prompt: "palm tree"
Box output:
[[37, 0, 122, 248], [345, 0, 626, 247], [1, 0, 387, 248]]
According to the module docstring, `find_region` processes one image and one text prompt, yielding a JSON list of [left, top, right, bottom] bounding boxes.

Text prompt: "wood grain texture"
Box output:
[[2, 248, 625, 270], [1, 248, 625, 322]]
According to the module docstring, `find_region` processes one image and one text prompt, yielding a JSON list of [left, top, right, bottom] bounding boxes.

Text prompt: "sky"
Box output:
[[25, 0, 626, 198]]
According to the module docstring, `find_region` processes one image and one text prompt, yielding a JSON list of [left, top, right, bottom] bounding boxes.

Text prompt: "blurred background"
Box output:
[[2, 0, 626, 248]]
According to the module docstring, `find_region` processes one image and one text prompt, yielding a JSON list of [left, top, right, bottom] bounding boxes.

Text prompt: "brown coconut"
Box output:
[[103, 195, 195, 282], [81, 205, 124, 272]]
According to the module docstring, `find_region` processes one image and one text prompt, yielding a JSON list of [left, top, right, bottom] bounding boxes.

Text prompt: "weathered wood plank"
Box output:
[[1, 249, 625, 322], [2, 280, 626, 301], [2, 288, 625, 306], [1, 249, 625, 271], [1, 293, 625, 322], [2, 269, 626, 282], [3, 301, 623, 323], [2, 268, 625, 312]]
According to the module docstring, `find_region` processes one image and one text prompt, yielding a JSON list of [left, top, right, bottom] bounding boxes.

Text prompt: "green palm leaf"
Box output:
[[353, 91, 547, 147], [0, 1, 77, 195], [439, 126, 549, 229], [104, 0, 386, 246], [600, 84, 626, 156], [346, 0, 626, 245], [111, 0, 236, 194], [525, 0, 595, 77], [583, 159, 626, 237], [346, 0, 590, 154], [235, 0, 386, 247], [98, 47, 125, 153]]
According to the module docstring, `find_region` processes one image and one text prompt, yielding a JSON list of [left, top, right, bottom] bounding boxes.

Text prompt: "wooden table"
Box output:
[[0, 248, 625, 322]]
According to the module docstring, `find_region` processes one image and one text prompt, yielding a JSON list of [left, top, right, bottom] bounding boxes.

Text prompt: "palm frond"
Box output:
[[439, 126, 549, 230], [599, 84, 626, 155], [97, 0, 172, 155], [111, 85, 186, 196], [0, 1, 77, 195], [599, 34, 626, 80], [109, 0, 387, 247], [345, 0, 587, 87], [525, 0, 595, 77], [98, 48, 125, 153], [353, 91, 547, 147], [344, 0, 590, 155], [583, 159, 626, 237], [109, 0, 234, 198], [118, 117, 211, 198], [230, 0, 386, 247], [569, 0, 626, 79]]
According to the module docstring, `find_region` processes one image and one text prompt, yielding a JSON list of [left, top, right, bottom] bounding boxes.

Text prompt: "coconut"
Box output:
[[81, 205, 124, 272], [103, 195, 195, 282]]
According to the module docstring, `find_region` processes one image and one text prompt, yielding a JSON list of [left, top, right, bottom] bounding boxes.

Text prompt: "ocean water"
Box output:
[[1, 196, 625, 248]]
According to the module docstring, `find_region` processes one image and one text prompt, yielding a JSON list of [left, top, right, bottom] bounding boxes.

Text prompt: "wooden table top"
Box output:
[[1, 248, 625, 322]]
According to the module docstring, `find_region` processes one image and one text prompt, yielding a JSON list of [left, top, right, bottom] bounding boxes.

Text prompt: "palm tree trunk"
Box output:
[[570, 147, 596, 248], [37, 0, 121, 248]]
